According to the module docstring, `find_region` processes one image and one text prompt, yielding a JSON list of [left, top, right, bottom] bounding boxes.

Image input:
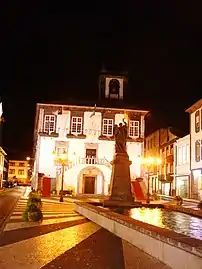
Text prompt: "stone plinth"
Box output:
[[104, 153, 135, 207]]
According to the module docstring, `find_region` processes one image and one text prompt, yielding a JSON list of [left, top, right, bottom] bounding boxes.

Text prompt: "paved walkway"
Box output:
[[0, 195, 171, 269]]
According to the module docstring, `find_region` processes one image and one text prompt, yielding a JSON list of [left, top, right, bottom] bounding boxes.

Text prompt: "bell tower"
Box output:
[[98, 68, 128, 101]]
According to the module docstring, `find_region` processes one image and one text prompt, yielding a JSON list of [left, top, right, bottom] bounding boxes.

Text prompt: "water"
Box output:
[[126, 207, 202, 240]]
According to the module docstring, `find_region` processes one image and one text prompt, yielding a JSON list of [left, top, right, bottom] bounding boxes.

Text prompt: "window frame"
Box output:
[[18, 169, 24, 175], [129, 120, 139, 137], [44, 114, 56, 134], [102, 118, 113, 136], [71, 116, 83, 135], [195, 110, 200, 133]]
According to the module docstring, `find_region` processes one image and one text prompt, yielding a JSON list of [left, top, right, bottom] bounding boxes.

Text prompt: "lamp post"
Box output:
[[52, 150, 68, 202], [145, 157, 162, 204]]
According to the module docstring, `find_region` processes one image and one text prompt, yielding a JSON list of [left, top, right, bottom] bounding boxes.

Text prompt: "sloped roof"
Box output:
[[38, 98, 150, 114], [185, 98, 202, 113]]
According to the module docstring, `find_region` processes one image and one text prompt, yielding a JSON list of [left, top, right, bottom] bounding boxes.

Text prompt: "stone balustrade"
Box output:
[[75, 202, 202, 269]]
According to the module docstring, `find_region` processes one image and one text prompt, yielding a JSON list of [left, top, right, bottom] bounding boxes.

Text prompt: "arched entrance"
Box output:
[[77, 166, 105, 195]]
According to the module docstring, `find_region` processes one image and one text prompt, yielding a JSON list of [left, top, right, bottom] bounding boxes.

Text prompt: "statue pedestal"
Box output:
[[104, 153, 139, 207]]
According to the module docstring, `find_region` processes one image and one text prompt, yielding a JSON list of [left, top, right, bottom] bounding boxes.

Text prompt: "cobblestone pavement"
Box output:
[[0, 195, 171, 269]]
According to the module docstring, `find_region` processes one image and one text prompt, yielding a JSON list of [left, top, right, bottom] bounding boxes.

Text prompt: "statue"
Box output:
[[114, 119, 128, 153]]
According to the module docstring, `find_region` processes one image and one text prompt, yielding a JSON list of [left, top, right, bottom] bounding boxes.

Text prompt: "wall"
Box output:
[[38, 137, 56, 177], [8, 160, 28, 183], [175, 134, 190, 176], [34, 104, 147, 193]]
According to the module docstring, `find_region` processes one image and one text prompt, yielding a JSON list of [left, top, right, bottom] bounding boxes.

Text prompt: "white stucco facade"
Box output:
[[174, 135, 190, 198], [33, 103, 148, 195], [186, 98, 202, 199]]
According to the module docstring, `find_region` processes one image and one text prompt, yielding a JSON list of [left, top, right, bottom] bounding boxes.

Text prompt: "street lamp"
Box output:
[[52, 150, 68, 202], [144, 157, 162, 204], [135, 156, 161, 204]]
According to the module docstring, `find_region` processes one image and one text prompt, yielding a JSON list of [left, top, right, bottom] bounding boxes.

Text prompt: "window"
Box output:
[[195, 140, 200, 162], [56, 147, 67, 156], [178, 147, 182, 165], [103, 119, 113, 136], [9, 162, 15, 166], [44, 115, 56, 133], [186, 144, 190, 163], [9, 169, 15, 174], [18, 169, 24, 175], [129, 120, 139, 137], [182, 146, 186, 164], [71, 117, 82, 134], [19, 162, 25, 167], [195, 110, 200, 133]]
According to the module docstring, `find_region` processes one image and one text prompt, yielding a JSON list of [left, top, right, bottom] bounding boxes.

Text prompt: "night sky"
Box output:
[[1, 2, 202, 159]]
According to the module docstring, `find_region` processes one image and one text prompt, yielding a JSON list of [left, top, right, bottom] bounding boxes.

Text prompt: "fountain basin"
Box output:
[[75, 201, 202, 269]]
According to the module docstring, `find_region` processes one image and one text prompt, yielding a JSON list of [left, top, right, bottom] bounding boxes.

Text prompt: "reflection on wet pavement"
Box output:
[[127, 207, 202, 240], [0, 222, 100, 269]]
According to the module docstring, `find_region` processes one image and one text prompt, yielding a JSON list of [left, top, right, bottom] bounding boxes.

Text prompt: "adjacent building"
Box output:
[[174, 135, 190, 198], [145, 128, 183, 196], [32, 72, 149, 195], [0, 146, 6, 188], [8, 160, 29, 184], [186, 99, 202, 200]]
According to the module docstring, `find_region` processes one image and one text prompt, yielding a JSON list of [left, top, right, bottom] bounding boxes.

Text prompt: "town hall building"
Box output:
[[32, 71, 149, 195]]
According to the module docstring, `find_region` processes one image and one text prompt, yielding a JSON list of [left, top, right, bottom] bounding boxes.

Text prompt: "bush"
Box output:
[[173, 195, 183, 206], [22, 191, 43, 222], [27, 197, 42, 209], [197, 200, 202, 210], [28, 208, 43, 222]]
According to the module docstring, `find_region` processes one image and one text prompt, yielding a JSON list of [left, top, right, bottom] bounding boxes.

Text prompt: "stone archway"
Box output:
[[77, 166, 105, 195]]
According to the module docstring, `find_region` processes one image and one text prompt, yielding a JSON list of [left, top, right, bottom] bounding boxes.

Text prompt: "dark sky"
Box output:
[[1, 2, 202, 159]]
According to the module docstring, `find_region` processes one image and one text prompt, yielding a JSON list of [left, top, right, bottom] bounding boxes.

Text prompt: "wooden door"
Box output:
[[84, 176, 95, 194]]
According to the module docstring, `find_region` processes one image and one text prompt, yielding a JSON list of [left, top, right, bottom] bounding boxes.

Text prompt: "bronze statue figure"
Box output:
[[114, 119, 128, 153]]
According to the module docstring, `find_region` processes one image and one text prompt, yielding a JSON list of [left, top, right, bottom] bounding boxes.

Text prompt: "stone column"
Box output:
[[108, 153, 134, 203]]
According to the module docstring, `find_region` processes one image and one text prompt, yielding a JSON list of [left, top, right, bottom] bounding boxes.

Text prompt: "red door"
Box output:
[[42, 177, 51, 197]]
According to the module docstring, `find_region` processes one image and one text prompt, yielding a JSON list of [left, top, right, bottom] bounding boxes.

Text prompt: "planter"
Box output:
[[66, 134, 75, 138], [39, 132, 49, 136], [28, 211, 43, 222], [197, 201, 202, 210], [50, 132, 59, 137], [75, 134, 86, 139], [98, 135, 114, 140]]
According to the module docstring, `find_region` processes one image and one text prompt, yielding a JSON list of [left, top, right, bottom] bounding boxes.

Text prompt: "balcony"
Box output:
[[159, 173, 174, 183], [68, 157, 111, 168], [166, 154, 174, 164]]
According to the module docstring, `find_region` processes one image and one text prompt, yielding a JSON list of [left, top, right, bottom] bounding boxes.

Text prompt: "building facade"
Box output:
[[8, 160, 29, 184], [186, 99, 202, 200], [0, 147, 6, 188], [32, 73, 149, 195], [145, 128, 182, 196], [174, 134, 190, 198]]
